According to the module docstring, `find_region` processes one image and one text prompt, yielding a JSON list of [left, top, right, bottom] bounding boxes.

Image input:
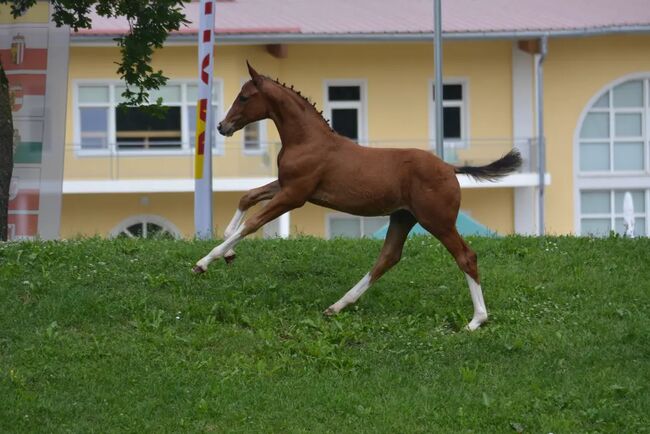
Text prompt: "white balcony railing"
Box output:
[[62, 138, 545, 193]]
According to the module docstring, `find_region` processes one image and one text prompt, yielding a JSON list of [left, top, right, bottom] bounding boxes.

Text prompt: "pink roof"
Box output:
[[76, 0, 650, 37]]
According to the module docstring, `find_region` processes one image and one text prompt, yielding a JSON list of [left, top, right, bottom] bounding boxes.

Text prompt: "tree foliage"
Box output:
[[1, 0, 189, 107]]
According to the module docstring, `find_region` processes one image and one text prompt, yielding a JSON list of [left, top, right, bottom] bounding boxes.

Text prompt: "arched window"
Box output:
[[576, 76, 650, 237], [110, 215, 181, 239]]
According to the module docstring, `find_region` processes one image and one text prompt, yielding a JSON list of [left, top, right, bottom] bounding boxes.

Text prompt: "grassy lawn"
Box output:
[[0, 236, 648, 433]]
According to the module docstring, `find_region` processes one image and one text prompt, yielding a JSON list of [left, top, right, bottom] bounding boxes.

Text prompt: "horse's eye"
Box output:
[[239, 95, 249, 103]]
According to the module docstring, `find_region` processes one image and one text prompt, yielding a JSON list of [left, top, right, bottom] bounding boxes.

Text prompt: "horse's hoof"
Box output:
[[323, 306, 337, 317], [224, 254, 236, 265], [192, 265, 206, 274], [465, 313, 488, 331]]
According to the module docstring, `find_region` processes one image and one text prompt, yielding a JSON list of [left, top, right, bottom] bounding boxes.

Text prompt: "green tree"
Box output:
[[0, 60, 13, 241], [0, 0, 189, 240]]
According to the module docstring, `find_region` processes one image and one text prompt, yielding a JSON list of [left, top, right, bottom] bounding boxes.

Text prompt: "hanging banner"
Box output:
[[193, 0, 215, 239], [1, 4, 69, 240]]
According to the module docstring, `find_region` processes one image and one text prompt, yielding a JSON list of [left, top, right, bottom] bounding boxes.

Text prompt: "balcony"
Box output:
[[61, 138, 549, 194]]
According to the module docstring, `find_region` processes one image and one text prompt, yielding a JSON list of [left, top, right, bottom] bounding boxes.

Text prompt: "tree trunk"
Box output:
[[0, 61, 14, 242]]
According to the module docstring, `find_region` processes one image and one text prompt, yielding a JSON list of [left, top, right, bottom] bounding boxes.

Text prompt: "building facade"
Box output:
[[50, 1, 650, 239]]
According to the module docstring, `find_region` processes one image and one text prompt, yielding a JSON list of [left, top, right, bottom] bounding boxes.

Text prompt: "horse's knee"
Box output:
[[463, 248, 479, 283]]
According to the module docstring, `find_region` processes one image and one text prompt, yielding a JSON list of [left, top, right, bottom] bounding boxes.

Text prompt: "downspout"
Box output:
[[536, 35, 548, 235], [433, 0, 444, 160]]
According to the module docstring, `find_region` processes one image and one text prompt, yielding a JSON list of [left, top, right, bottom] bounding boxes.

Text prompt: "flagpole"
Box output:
[[194, 0, 216, 239]]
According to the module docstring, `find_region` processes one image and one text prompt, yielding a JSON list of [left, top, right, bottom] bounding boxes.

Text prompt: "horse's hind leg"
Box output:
[[430, 226, 488, 331], [324, 210, 416, 315]]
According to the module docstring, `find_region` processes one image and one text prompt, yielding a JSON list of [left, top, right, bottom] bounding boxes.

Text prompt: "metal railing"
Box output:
[[63, 138, 538, 181]]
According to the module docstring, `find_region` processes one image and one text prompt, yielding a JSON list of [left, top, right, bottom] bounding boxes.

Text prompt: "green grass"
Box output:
[[0, 236, 648, 433]]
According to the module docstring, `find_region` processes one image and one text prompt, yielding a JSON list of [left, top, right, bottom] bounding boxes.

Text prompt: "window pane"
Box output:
[[80, 107, 108, 149], [613, 80, 643, 108], [331, 108, 358, 140], [149, 85, 181, 104], [580, 113, 609, 139], [614, 113, 642, 137], [581, 191, 610, 214], [581, 218, 611, 236], [615, 217, 646, 237], [116, 85, 181, 104], [443, 106, 461, 139], [580, 142, 609, 171], [613, 141, 644, 171], [244, 122, 261, 151], [592, 92, 609, 108], [328, 86, 361, 101], [116, 106, 182, 149], [330, 217, 361, 238], [362, 217, 390, 237], [79, 86, 109, 103], [126, 223, 144, 237], [187, 85, 198, 102], [442, 84, 463, 100], [614, 190, 645, 213]]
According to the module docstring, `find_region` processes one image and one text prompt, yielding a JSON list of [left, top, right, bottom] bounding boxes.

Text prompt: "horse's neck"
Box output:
[[269, 92, 331, 146]]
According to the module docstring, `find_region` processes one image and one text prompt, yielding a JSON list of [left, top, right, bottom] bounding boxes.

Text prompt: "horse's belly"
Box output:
[[308, 188, 402, 217]]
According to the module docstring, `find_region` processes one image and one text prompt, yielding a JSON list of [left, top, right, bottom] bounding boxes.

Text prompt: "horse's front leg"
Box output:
[[193, 190, 304, 273], [223, 180, 280, 264]]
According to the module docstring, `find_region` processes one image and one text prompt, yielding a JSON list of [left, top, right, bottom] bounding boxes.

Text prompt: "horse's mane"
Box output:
[[266, 76, 335, 133]]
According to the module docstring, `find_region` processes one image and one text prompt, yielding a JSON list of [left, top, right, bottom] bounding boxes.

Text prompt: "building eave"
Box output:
[[70, 25, 650, 46]]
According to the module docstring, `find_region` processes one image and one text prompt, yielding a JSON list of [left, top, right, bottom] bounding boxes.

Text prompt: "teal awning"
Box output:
[[372, 211, 498, 239]]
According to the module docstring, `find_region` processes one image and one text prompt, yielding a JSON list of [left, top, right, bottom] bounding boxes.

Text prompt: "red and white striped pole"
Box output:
[[194, 0, 216, 239]]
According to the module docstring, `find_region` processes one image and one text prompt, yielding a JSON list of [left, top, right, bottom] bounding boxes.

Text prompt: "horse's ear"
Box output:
[[247, 61, 263, 87]]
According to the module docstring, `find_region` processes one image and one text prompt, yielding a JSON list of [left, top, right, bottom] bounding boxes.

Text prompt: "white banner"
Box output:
[[193, 0, 216, 239], [3, 5, 69, 240]]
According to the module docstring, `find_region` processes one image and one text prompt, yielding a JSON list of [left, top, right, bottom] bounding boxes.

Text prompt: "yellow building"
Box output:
[[58, 0, 650, 239]]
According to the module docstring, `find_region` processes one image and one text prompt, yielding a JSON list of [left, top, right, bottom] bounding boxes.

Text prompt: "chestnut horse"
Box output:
[[193, 63, 522, 331]]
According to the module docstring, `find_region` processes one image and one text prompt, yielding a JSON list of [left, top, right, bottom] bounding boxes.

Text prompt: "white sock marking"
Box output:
[[224, 209, 245, 258], [196, 225, 245, 270], [327, 273, 372, 314], [465, 273, 488, 331]]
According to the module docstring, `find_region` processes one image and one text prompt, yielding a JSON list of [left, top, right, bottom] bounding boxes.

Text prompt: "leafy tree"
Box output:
[[0, 0, 190, 240], [0, 60, 12, 241]]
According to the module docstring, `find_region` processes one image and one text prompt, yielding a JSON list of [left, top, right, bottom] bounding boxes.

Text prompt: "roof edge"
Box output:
[[70, 25, 650, 46]]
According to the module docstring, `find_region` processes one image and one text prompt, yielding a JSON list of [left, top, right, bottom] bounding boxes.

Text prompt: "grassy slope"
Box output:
[[0, 236, 648, 433]]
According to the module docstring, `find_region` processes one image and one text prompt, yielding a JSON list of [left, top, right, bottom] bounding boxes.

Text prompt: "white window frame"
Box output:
[[427, 78, 470, 150], [109, 214, 182, 239], [578, 189, 649, 236], [577, 79, 648, 176], [73, 79, 224, 157], [240, 78, 268, 155], [325, 212, 389, 240], [323, 79, 368, 145], [573, 72, 650, 236]]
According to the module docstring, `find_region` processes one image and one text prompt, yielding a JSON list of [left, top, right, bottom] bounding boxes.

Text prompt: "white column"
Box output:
[[279, 212, 290, 238], [512, 43, 538, 235]]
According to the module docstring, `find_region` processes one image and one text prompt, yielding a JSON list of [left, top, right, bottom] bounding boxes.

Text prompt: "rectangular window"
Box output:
[[325, 81, 366, 143], [580, 189, 648, 237], [327, 214, 389, 239], [75, 81, 222, 153], [430, 81, 468, 146]]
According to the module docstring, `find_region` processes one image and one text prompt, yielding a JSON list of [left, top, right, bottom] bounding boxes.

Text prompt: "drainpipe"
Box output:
[[536, 35, 548, 235], [433, 0, 444, 160]]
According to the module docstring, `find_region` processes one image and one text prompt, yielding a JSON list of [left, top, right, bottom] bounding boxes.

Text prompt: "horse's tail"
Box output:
[[453, 149, 522, 181]]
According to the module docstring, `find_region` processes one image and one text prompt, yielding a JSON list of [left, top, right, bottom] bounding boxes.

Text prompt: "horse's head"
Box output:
[[217, 62, 270, 137]]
